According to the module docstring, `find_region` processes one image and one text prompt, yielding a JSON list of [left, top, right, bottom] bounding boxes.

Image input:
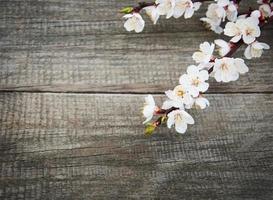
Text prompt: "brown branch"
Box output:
[[152, 107, 178, 127], [133, 2, 156, 13]]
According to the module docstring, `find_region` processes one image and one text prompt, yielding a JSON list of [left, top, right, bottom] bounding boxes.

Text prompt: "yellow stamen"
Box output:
[[192, 78, 200, 86], [176, 90, 185, 97], [175, 114, 182, 122], [220, 63, 228, 70]]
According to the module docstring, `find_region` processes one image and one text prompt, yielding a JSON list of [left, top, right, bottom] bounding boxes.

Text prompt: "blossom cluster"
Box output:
[[202, 0, 273, 34], [200, 0, 238, 34], [120, 0, 272, 135], [142, 39, 250, 134], [143, 64, 209, 134], [122, 0, 202, 33], [142, 6, 271, 134]]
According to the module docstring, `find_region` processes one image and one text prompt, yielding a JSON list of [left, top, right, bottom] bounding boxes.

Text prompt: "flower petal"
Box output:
[[192, 52, 207, 63], [198, 82, 209, 92], [175, 121, 187, 134], [167, 111, 175, 128], [224, 22, 238, 37], [184, 8, 194, 18], [135, 18, 145, 33], [182, 110, 194, 124], [143, 115, 153, 124], [243, 34, 255, 44], [179, 74, 191, 86], [188, 87, 199, 97], [198, 70, 209, 81], [244, 45, 252, 59], [234, 58, 249, 74], [230, 35, 241, 43], [193, 2, 201, 11], [187, 65, 199, 75], [124, 18, 135, 32], [195, 97, 209, 109]]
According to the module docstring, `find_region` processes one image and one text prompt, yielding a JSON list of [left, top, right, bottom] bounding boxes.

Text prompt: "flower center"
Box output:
[[245, 28, 254, 36], [167, 1, 172, 8], [192, 78, 200, 86], [175, 114, 182, 122], [185, 1, 191, 8], [220, 62, 228, 70], [176, 89, 185, 97]]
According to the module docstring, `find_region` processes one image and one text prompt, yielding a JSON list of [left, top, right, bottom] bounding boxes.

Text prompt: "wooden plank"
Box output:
[[1, 0, 270, 36], [0, 92, 273, 199], [0, 31, 272, 94], [0, 0, 272, 93]]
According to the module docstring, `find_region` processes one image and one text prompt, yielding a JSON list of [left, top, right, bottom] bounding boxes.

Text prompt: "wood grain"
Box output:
[[0, 0, 273, 199], [0, 0, 272, 93], [0, 92, 273, 199]]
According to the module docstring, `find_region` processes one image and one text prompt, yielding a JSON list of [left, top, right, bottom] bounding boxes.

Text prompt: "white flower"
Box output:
[[162, 99, 184, 110], [216, 0, 238, 22], [144, 6, 160, 24], [142, 95, 157, 124], [212, 57, 249, 82], [123, 13, 145, 33], [250, 10, 261, 20], [244, 41, 270, 59], [214, 39, 231, 56], [217, 0, 230, 7], [167, 109, 194, 133], [179, 65, 209, 97], [156, 0, 176, 18], [237, 14, 248, 19], [164, 85, 193, 107], [213, 57, 238, 82], [206, 3, 226, 21], [186, 96, 210, 109], [173, 0, 201, 19], [200, 17, 223, 34], [224, 19, 243, 43], [226, 2, 238, 22], [162, 88, 184, 110], [224, 17, 261, 44], [197, 62, 214, 70], [194, 96, 210, 109], [192, 42, 215, 64], [201, 0, 238, 33], [240, 17, 261, 44], [233, 58, 249, 74], [259, 4, 273, 18]]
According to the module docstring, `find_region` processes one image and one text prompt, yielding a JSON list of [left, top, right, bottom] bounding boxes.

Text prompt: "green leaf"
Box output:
[[145, 123, 156, 136], [120, 7, 134, 14]]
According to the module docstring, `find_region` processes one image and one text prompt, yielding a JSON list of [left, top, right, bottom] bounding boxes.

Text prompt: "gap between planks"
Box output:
[[0, 90, 273, 95]]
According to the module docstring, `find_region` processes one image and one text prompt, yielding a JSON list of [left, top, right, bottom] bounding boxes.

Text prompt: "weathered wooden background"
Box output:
[[0, 0, 273, 199]]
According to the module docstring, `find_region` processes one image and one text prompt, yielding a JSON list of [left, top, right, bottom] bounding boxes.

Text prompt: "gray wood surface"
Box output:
[[0, 93, 273, 199], [0, 0, 272, 93], [0, 0, 273, 199]]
